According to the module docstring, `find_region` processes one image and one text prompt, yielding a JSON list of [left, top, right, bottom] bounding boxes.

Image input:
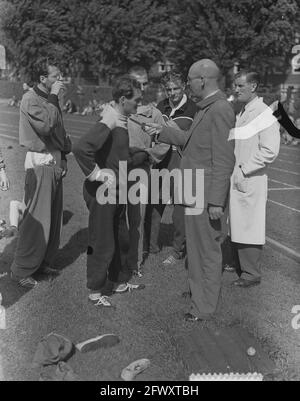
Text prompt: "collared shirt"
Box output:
[[244, 96, 259, 111], [239, 96, 259, 117], [169, 94, 188, 118], [203, 89, 220, 100]]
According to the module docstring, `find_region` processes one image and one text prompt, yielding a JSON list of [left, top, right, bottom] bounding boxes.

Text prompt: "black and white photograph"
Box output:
[[0, 0, 299, 384]]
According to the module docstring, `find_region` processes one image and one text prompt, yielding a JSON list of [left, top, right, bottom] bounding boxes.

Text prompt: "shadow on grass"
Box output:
[[158, 223, 175, 248], [0, 209, 84, 308], [0, 237, 30, 308], [53, 228, 88, 270]]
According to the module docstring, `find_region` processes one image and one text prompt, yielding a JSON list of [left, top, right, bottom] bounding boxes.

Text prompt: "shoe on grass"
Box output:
[[223, 264, 236, 273], [76, 334, 120, 353], [132, 269, 143, 278], [88, 293, 114, 308], [113, 282, 145, 294], [121, 358, 151, 381], [232, 278, 261, 288], [184, 312, 204, 323], [11, 273, 37, 289], [162, 254, 180, 266]]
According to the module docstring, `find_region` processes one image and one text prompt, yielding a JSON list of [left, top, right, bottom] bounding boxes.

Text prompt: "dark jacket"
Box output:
[[156, 95, 197, 171], [158, 91, 236, 208], [73, 122, 131, 198]]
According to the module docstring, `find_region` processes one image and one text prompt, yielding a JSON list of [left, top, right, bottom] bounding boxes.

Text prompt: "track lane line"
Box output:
[[268, 178, 298, 188], [269, 166, 300, 176], [268, 199, 300, 213], [268, 188, 300, 191]]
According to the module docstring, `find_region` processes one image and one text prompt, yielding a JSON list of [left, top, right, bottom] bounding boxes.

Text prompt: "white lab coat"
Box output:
[[229, 97, 280, 245]]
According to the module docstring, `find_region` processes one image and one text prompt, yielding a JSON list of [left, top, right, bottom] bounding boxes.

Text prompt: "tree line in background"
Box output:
[[0, 0, 299, 85]]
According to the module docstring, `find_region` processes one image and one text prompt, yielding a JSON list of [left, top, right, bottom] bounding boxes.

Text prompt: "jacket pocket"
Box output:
[[233, 171, 248, 193]]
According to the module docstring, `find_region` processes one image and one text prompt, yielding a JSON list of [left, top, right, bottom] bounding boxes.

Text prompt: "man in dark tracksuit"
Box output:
[[145, 72, 197, 262], [146, 60, 235, 321], [10, 57, 71, 289], [73, 76, 145, 308]]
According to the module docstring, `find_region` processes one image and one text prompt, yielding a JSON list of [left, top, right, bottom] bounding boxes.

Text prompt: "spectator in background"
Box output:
[[63, 99, 77, 114], [0, 148, 9, 191], [82, 100, 94, 116], [0, 200, 24, 239]]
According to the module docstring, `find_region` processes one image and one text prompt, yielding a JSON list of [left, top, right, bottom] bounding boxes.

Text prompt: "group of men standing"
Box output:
[[5, 56, 282, 322]]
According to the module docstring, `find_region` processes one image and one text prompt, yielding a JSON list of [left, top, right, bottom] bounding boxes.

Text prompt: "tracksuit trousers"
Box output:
[[11, 165, 63, 278], [83, 186, 131, 294]]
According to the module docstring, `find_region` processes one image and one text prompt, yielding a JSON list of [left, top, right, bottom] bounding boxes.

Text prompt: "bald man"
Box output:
[[146, 59, 235, 321]]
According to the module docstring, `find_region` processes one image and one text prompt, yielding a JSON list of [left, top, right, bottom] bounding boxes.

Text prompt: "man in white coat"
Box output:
[[229, 70, 280, 288]]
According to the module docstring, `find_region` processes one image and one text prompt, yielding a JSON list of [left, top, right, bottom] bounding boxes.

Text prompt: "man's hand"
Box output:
[[233, 167, 248, 193], [50, 80, 65, 96], [61, 160, 68, 178], [144, 122, 163, 141], [208, 206, 224, 220], [0, 170, 9, 191], [101, 104, 127, 130], [96, 170, 115, 188]]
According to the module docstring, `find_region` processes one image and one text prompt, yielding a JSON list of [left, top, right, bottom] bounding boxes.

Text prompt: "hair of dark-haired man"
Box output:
[[235, 70, 260, 91], [160, 71, 184, 88], [112, 75, 141, 103], [32, 57, 60, 84]]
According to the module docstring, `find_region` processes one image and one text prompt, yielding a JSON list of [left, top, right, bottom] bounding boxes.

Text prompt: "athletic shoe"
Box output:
[[76, 334, 120, 353], [132, 269, 143, 278], [162, 254, 180, 266], [11, 273, 37, 289], [223, 264, 236, 273], [113, 282, 145, 294], [88, 293, 114, 308], [121, 358, 151, 381]]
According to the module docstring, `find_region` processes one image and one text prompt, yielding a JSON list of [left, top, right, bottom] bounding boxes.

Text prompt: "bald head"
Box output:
[[189, 59, 220, 80], [187, 59, 220, 101]]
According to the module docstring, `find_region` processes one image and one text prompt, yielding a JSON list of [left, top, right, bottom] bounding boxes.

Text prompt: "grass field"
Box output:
[[0, 114, 299, 381]]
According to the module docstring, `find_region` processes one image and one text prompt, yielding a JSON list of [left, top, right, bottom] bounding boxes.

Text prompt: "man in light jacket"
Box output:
[[10, 57, 71, 289], [230, 70, 280, 288]]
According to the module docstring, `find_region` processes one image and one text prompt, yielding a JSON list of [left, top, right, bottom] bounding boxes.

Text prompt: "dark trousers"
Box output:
[[125, 178, 148, 271], [11, 166, 63, 278], [232, 242, 263, 281], [185, 209, 227, 319], [83, 186, 131, 293], [126, 200, 147, 271], [145, 203, 185, 255]]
